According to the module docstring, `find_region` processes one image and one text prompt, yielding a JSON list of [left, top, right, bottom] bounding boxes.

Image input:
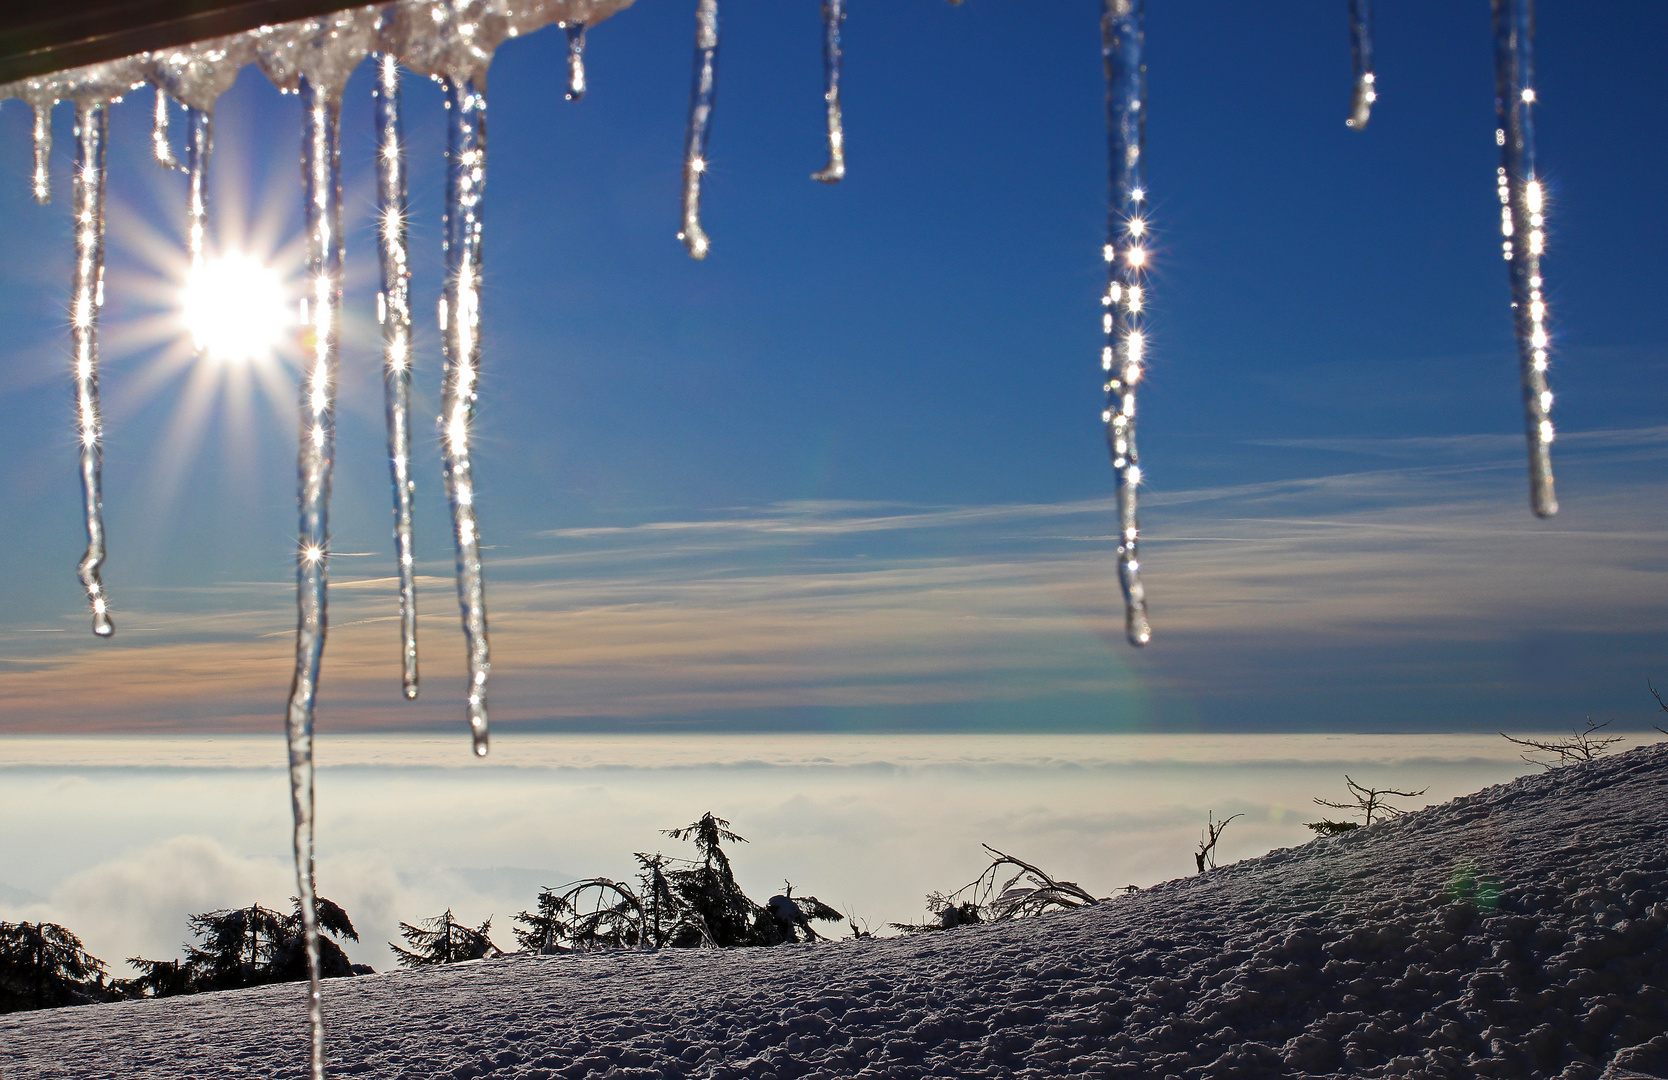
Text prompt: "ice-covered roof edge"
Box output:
[[0, 0, 636, 108], [0, 1, 367, 85]]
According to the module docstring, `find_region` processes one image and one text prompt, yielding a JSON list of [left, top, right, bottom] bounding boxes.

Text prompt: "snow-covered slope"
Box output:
[[3, 742, 1665, 1080]]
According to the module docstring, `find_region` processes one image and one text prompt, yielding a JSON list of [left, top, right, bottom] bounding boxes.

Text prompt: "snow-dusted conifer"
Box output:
[[662, 812, 761, 946], [765, 884, 845, 943], [389, 910, 499, 967], [635, 852, 680, 948], [515, 880, 641, 952]]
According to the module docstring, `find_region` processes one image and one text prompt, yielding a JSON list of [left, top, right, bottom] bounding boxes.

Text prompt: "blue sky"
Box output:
[[0, 0, 1664, 735]]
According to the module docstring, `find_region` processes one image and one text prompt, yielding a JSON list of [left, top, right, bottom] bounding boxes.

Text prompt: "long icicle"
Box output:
[[1346, 0, 1375, 129], [1491, 0, 1556, 517], [152, 87, 183, 170], [287, 74, 342, 1080], [71, 102, 113, 638], [563, 23, 587, 100], [678, 0, 719, 259], [185, 108, 212, 279], [812, 0, 846, 183], [441, 76, 491, 756], [1101, 0, 1150, 647], [374, 55, 420, 700]]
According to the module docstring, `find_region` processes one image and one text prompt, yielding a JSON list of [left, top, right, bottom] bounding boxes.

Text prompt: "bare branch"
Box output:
[[1307, 774, 1426, 831], [893, 844, 1099, 932], [1501, 718, 1624, 768], [1195, 811, 1243, 873]]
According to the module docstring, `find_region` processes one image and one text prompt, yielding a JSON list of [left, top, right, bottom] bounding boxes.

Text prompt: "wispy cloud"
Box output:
[[1250, 424, 1668, 459], [3, 432, 1665, 733]]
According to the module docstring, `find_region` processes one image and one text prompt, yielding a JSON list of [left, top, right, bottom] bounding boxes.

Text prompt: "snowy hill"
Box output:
[[3, 741, 1665, 1080]]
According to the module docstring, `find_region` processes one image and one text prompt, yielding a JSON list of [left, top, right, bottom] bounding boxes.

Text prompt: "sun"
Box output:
[[181, 252, 290, 363]]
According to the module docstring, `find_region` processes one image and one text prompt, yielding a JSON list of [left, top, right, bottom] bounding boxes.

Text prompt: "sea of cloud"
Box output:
[[7, 730, 1650, 977]]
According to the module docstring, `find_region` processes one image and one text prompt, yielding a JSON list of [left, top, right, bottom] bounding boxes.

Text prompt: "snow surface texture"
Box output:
[[3, 742, 1665, 1080]]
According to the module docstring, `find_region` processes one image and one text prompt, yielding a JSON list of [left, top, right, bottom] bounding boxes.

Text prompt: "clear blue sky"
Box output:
[[0, 0, 1664, 735]]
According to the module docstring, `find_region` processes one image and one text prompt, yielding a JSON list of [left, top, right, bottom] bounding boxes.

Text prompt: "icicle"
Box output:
[[70, 103, 113, 639], [1100, 0, 1150, 647], [287, 76, 342, 1080], [31, 99, 52, 204], [1491, 0, 1556, 517], [812, 0, 846, 183], [563, 23, 587, 100], [678, 0, 719, 259], [1346, 0, 1375, 129], [441, 76, 492, 756], [185, 108, 212, 278], [374, 54, 420, 701], [152, 87, 183, 170]]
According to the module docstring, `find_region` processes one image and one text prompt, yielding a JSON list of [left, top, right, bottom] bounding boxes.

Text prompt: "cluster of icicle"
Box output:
[[5, 5, 641, 1075], [1098, 0, 1557, 647], [1346, 0, 1558, 518], [5, 0, 865, 1073]]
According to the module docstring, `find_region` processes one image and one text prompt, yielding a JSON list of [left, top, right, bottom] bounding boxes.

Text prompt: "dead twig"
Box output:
[[1195, 811, 1243, 873], [1306, 775, 1427, 834], [891, 845, 1099, 932], [1501, 718, 1624, 769]]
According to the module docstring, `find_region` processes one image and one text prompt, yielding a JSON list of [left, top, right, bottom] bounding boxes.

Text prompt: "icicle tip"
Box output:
[[1347, 73, 1375, 130], [678, 225, 711, 260]]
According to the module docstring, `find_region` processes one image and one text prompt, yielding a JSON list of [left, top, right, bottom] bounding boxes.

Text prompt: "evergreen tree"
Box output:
[[182, 903, 289, 990], [764, 884, 846, 944], [389, 910, 498, 967], [508, 812, 849, 955], [0, 921, 109, 1013], [513, 891, 572, 954], [634, 852, 680, 948], [119, 957, 194, 999], [662, 812, 765, 946], [267, 896, 361, 983], [514, 880, 640, 952], [127, 894, 362, 997]]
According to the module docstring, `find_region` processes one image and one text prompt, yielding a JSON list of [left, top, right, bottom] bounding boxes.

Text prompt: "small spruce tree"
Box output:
[[513, 891, 573, 954], [389, 910, 499, 967], [635, 852, 680, 949], [662, 812, 763, 947], [764, 883, 845, 943], [514, 880, 641, 952]]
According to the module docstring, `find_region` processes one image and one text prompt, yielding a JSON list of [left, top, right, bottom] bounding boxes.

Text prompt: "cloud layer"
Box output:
[[3, 429, 1665, 734], [0, 732, 1563, 974]]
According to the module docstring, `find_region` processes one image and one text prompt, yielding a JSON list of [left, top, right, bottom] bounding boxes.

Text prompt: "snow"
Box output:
[[3, 741, 1664, 1080]]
